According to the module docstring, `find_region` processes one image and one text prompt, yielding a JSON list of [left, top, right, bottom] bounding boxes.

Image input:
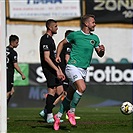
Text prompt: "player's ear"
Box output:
[[48, 26, 52, 31], [84, 22, 88, 27]]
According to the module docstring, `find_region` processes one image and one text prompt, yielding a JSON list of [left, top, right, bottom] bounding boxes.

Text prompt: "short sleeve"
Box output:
[[66, 32, 75, 44]]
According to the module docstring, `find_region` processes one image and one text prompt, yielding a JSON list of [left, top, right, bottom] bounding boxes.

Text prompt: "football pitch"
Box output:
[[7, 107, 133, 133]]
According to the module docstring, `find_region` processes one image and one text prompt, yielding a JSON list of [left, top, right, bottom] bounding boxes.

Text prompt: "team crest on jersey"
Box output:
[[43, 45, 48, 50], [90, 40, 95, 45]]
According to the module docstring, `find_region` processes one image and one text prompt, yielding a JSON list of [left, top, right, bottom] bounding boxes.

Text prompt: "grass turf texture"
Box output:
[[8, 107, 133, 133]]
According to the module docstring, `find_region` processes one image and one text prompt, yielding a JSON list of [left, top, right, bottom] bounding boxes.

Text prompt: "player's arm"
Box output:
[[14, 63, 26, 80], [44, 51, 65, 80], [58, 66, 65, 81], [56, 38, 68, 63], [65, 54, 70, 63], [95, 45, 105, 57]]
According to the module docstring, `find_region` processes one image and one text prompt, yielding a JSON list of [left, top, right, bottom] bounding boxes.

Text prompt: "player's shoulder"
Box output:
[[6, 46, 9, 51], [74, 30, 81, 34], [41, 34, 52, 40], [90, 32, 98, 36], [90, 32, 99, 39]]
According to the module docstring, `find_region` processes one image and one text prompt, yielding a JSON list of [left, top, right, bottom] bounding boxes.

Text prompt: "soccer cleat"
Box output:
[[67, 110, 76, 126], [66, 114, 81, 120], [54, 115, 60, 130], [39, 110, 63, 123], [39, 110, 47, 121], [47, 117, 55, 123], [39, 110, 45, 118]]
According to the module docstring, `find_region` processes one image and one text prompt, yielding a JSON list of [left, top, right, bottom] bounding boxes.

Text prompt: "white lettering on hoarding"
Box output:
[[94, 0, 133, 18], [86, 66, 133, 82], [36, 66, 46, 83], [35, 65, 133, 83]]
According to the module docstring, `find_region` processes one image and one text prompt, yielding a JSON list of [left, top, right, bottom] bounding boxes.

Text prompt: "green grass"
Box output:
[[7, 107, 133, 133]]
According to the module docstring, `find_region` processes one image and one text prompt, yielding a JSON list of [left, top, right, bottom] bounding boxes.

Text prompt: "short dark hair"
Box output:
[[46, 19, 57, 30], [9, 35, 19, 43], [65, 30, 74, 37]]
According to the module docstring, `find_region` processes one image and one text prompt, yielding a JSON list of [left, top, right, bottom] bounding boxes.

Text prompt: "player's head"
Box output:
[[9, 35, 19, 48], [46, 19, 58, 34], [65, 30, 74, 38], [81, 14, 96, 31]]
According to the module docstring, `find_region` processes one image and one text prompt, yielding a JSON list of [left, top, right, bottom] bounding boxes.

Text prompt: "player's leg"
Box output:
[[40, 68, 62, 123], [61, 81, 81, 119], [54, 87, 77, 130], [7, 75, 14, 105], [65, 85, 81, 119], [66, 66, 86, 126], [45, 87, 58, 123], [54, 65, 86, 130], [39, 92, 64, 122], [7, 87, 15, 104], [7, 76, 14, 119]]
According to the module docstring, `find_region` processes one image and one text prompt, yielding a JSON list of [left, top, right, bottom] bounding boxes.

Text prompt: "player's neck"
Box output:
[[9, 44, 14, 48], [46, 30, 53, 37], [82, 27, 91, 34]]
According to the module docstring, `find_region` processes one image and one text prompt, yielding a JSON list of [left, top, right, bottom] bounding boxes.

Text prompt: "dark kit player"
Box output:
[[39, 19, 65, 123], [6, 35, 26, 111]]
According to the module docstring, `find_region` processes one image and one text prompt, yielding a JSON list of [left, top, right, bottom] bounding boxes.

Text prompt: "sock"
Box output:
[[47, 113, 53, 121], [45, 94, 55, 114], [70, 90, 82, 111], [59, 97, 71, 114], [56, 112, 62, 118]]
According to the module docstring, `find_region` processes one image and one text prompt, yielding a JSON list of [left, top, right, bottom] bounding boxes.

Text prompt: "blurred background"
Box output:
[[5, 0, 132, 108]]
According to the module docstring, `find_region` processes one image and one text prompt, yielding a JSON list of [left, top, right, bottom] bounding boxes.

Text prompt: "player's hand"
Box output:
[[56, 56, 61, 63], [99, 45, 105, 51], [21, 74, 26, 80], [56, 69, 65, 81]]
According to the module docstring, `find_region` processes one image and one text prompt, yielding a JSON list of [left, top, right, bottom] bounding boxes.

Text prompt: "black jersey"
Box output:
[[6, 46, 18, 76], [59, 43, 72, 73], [39, 34, 58, 70]]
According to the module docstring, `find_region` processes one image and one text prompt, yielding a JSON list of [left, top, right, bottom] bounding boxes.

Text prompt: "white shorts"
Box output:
[[65, 64, 87, 83]]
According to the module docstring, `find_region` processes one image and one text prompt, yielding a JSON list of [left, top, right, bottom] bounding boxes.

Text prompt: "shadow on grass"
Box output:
[[14, 119, 71, 131]]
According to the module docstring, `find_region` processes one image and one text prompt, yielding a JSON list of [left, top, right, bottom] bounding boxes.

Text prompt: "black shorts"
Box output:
[[62, 77, 69, 92], [43, 68, 62, 88], [7, 73, 14, 92]]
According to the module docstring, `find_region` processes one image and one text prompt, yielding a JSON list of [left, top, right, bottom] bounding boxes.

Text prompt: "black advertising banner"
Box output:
[[86, 63, 132, 85], [85, 0, 133, 24], [29, 63, 133, 86], [29, 64, 47, 86]]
